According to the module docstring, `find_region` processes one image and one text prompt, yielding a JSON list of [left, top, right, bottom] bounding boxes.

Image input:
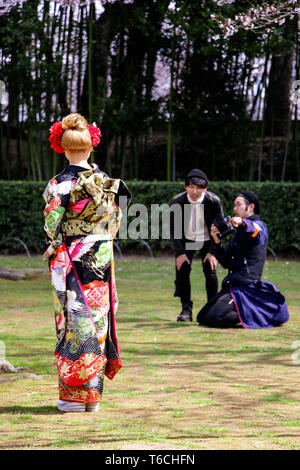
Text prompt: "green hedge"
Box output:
[[0, 180, 299, 255]]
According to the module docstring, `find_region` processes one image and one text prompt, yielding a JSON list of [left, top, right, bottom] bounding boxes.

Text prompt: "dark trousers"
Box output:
[[174, 240, 218, 308], [197, 291, 240, 328]]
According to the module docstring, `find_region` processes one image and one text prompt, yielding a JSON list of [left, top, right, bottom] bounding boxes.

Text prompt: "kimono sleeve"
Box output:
[[114, 180, 131, 208], [214, 243, 231, 269], [43, 177, 73, 241], [241, 219, 268, 245], [207, 195, 224, 256]]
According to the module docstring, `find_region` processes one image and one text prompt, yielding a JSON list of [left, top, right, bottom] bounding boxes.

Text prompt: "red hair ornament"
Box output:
[[49, 121, 102, 154]]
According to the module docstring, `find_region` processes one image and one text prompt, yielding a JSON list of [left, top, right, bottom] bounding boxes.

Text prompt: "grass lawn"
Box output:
[[0, 254, 299, 450]]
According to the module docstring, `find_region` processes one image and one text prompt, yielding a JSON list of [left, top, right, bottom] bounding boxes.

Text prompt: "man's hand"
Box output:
[[231, 216, 243, 228], [203, 252, 218, 271], [210, 224, 221, 244], [176, 254, 190, 270]]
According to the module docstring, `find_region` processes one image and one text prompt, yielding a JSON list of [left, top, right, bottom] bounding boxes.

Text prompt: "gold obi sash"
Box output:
[[62, 170, 125, 239]]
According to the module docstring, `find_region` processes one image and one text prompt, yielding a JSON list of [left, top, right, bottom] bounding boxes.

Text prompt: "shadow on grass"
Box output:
[[121, 320, 245, 331], [0, 405, 61, 415]]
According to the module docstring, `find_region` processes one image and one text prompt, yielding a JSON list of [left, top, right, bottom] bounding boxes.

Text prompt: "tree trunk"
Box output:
[[265, 21, 297, 138], [0, 268, 26, 280]]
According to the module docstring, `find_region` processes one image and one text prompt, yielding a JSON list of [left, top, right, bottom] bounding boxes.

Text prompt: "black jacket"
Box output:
[[170, 190, 224, 256]]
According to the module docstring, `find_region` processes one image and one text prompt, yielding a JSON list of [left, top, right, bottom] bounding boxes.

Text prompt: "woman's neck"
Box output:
[[69, 160, 92, 169], [65, 150, 91, 169]]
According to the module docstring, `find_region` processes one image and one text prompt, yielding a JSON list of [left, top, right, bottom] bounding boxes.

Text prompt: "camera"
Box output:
[[212, 215, 234, 239]]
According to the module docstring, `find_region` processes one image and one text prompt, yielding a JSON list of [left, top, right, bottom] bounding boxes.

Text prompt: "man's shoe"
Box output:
[[177, 307, 192, 322]]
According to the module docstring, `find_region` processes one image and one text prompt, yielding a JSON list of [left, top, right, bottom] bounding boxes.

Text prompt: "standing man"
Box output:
[[170, 169, 224, 322]]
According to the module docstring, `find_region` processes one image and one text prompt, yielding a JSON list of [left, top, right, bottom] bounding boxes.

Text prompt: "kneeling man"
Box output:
[[197, 190, 289, 329]]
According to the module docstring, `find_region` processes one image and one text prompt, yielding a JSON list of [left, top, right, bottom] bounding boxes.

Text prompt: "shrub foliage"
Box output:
[[0, 180, 299, 255]]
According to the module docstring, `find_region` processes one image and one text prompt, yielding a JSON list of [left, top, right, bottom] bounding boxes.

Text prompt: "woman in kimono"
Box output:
[[43, 113, 130, 412]]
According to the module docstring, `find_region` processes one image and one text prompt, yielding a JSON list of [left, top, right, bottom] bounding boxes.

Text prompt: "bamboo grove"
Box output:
[[1, 0, 300, 182]]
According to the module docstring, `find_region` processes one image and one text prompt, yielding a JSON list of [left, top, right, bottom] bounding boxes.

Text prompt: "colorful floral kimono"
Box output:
[[43, 164, 130, 403]]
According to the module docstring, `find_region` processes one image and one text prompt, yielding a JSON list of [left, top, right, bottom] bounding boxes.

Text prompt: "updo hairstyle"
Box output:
[[61, 113, 92, 150]]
